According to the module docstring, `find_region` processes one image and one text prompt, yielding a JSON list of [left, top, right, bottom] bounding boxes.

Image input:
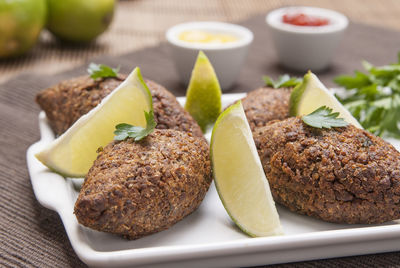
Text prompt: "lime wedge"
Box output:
[[211, 101, 283, 237], [35, 67, 153, 178], [185, 51, 222, 132], [290, 71, 362, 128]]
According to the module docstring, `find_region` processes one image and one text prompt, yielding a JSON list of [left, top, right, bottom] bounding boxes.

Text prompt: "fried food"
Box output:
[[74, 129, 212, 239], [240, 87, 291, 131], [36, 75, 123, 135], [148, 80, 202, 137], [35, 76, 203, 137], [254, 117, 400, 224]]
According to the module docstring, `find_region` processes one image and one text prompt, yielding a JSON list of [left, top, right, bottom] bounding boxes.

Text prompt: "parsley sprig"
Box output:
[[88, 63, 119, 80], [302, 106, 348, 129], [114, 111, 157, 141], [263, 74, 302, 89], [334, 53, 400, 138]]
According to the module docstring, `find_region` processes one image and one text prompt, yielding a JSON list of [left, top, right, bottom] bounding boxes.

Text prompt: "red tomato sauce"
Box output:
[[282, 13, 329, 26]]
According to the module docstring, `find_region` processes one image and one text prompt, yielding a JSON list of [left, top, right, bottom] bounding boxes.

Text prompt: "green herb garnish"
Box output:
[[263, 74, 302, 89], [302, 106, 348, 129], [334, 53, 400, 137], [88, 63, 119, 80], [114, 110, 156, 141]]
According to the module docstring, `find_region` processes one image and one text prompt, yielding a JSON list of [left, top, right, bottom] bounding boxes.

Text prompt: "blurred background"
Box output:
[[1, 0, 400, 83]]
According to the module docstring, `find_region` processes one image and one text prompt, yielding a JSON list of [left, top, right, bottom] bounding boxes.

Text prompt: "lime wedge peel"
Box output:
[[185, 51, 222, 132], [290, 71, 362, 129], [35, 67, 153, 178], [211, 101, 283, 237]]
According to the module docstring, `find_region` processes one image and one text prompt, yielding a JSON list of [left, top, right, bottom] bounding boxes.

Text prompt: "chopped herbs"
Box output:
[[114, 111, 157, 141], [302, 106, 348, 129], [334, 53, 400, 138], [88, 63, 119, 80], [263, 74, 302, 89]]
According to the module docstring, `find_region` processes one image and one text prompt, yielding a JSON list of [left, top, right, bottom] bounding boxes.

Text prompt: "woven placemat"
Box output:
[[1, 0, 400, 84], [1, 14, 400, 267]]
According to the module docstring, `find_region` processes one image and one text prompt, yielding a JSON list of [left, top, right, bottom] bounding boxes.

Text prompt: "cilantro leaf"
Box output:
[[88, 63, 119, 80], [334, 52, 400, 137], [114, 110, 157, 141], [302, 106, 348, 129], [262, 74, 302, 89]]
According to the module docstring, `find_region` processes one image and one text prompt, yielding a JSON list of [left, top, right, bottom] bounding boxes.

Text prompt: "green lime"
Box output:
[[211, 101, 283, 237], [36, 67, 153, 178], [290, 71, 362, 128], [185, 51, 222, 132], [0, 0, 46, 58], [46, 0, 115, 43]]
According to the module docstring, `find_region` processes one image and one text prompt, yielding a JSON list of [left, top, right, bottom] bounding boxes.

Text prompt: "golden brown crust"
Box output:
[[35, 76, 203, 137], [254, 117, 400, 224], [74, 129, 212, 239], [239, 87, 291, 131], [242, 87, 291, 131], [146, 80, 203, 138], [36, 75, 125, 135]]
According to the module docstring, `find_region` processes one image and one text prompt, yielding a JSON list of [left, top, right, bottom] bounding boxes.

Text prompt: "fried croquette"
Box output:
[[254, 117, 400, 224], [74, 129, 212, 239], [36, 76, 203, 137], [239, 87, 291, 131]]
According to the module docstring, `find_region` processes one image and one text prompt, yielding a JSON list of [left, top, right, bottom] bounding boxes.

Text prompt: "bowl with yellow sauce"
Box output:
[[166, 22, 253, 90]]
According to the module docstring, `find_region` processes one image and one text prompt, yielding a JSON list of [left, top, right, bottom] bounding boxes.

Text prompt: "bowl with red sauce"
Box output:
[[266, 6, 348, 71]]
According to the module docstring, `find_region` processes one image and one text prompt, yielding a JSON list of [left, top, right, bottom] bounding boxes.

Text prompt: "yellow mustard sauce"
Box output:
[[178, 30, 238, 44]]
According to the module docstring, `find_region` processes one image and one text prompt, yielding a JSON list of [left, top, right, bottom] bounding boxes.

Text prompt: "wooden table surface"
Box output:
[[0, 0, 399, 83]]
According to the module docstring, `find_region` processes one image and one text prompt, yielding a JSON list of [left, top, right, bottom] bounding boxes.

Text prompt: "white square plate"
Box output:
[[27, 93, 400, 268]]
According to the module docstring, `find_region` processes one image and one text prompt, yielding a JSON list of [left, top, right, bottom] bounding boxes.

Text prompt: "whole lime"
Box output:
[[0, 0, 47, 58], [46, 0, 115, 43]]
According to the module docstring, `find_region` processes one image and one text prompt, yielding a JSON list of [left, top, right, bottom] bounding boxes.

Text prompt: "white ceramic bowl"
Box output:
[[266, 6, 348, 71], [166, 22, 253, 90]]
